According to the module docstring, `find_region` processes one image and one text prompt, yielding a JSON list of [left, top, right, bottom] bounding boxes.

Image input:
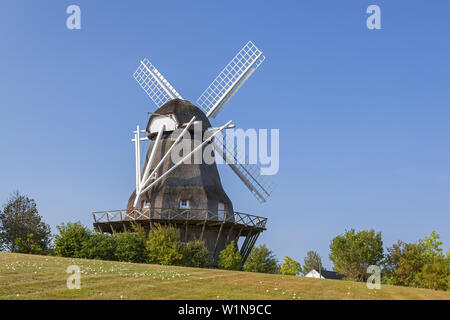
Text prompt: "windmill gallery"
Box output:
[[91, 42, 277, 265]]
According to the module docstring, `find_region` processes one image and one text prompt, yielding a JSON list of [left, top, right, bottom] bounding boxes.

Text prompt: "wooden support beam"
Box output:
[[199, 212, 208, 241], [213, 221, 225, 257], [241, 235, 255, 264], [226, 225, 234, 242], [236, 226, 245, 240], [240, 230, 253, 257], [209, 222, 225, 227], [242, 233, 260, 265]]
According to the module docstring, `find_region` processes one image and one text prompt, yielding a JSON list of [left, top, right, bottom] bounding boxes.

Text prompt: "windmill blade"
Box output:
[[133, 58, 183, 108], [212, 133, 276, 203], [138, 120, 233, 198], [197, 41, 265, 118]]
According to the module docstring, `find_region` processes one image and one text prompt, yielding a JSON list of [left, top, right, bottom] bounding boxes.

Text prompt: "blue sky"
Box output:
[[0, 0, 449, 268]]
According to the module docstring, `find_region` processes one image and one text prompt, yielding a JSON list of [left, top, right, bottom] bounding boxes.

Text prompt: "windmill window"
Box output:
[[218, 202, 226, 221], [179, 200, 190, 209], [142, 201, 150, 208]]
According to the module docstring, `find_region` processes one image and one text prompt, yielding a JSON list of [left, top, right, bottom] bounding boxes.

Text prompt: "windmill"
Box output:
[[93, 41, 275, 264]]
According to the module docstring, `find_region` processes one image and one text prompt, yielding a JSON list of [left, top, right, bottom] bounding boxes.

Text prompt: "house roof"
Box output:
[[319, 270, 344, 280]]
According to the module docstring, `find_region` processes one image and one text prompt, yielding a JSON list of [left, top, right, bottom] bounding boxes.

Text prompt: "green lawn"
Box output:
[[0, 252, 449, 300]]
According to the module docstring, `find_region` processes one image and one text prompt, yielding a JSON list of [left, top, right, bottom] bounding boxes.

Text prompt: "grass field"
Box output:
[[0, 252, 449, 300]]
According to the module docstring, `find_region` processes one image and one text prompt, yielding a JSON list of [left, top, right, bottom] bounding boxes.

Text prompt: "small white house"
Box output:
[[304, 269, 343, 280]]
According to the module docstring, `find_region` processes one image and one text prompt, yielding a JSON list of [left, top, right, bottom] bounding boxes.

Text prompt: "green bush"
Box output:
[[280, 256, 301, 275], [146, 224, 184, 265], [183, 240, 212, 268], [385, 231, 449, 291], [416, 256, 449, 291], [54, 222, 92, 258], [114, 232, 146, 263], [243, 244, 278, 274], [329, 229, 384, 282], [14, 233, 42, 255], [80, 233, 117, 261], [384, 241, 427, 287], [53, 222, 258, 270], [218, 241, 242, 270]]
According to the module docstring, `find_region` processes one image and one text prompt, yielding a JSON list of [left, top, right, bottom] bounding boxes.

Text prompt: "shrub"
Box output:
[[385, 232, 449, 291], [243, 244, 278, 274], [80, 233, 117, 261], [130, 222, 148, 241], [146, 224, 184, 265], [14, 233, 42, 255], [416, 256, 449, 291], [114, 232, 146, 263], [218, 241, 242, 270], [183, 240, 212, 268], [280, 256, 301, 275], [384, 241, 427, 287], [54, 222, 92, 258]]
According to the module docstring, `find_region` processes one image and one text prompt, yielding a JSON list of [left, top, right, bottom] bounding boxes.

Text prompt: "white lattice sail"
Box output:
[[134, 58, 183, 108], [197, 41, 265, 118]]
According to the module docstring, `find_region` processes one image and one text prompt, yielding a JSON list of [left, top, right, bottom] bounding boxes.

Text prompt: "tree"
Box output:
[[183, 240, 212, 268], [422, 231, 444, 259], [302, 250, 323, 275], [146, 224, 184, 266], [243, 244, 278, 274], [329, 229, 384, 282], [0, 191, 51, 252], [54, 222, 92, 258], [14, 233, 42, 255], [384, 240, 427, 287], [218, 241, 242, 270], [280, 256, 302, 276], [384, 231, 449, 290]]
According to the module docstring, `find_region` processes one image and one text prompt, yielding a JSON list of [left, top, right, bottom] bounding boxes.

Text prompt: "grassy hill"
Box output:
[[0, 252, 449, 300]]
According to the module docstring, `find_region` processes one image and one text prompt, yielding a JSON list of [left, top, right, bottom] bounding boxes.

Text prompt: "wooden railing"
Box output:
[[92, 208, 267, 229]]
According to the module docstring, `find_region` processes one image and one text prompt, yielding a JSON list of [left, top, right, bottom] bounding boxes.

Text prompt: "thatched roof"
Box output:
[[146, 99, 212, 133], [128, 99, 234, 216]]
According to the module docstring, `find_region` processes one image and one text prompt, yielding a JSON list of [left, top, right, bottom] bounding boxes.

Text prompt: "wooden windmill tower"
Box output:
[[93, 42, 275, 264]]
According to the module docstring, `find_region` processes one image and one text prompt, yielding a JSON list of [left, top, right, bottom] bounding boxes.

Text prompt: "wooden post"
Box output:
[[199, 211, 207, 241], [213, 220, 225, 257], [242, 232, 260, 264], [184, 211, 189, 242], [236, 226, 244, 241], [240, 230, 253, 257], [226, 225, 234, 242]]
